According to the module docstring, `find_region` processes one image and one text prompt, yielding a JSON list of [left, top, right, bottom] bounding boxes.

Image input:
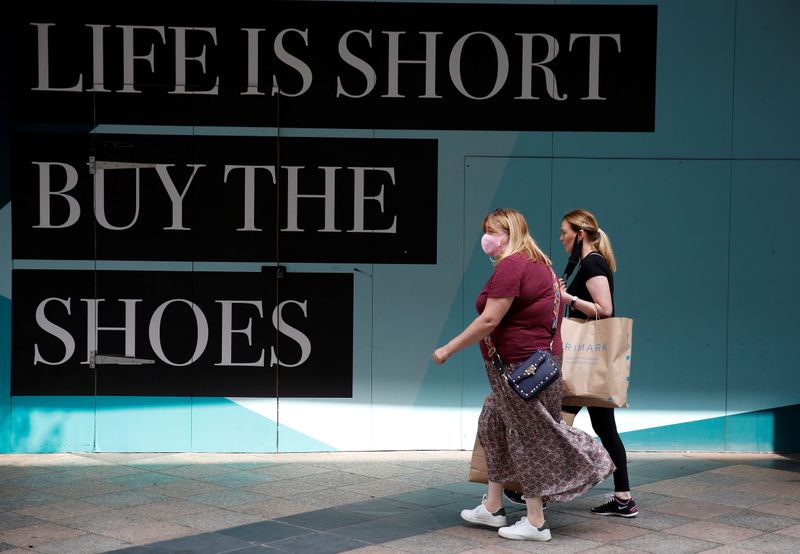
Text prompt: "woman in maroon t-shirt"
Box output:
[[433, 208, 614, 542]]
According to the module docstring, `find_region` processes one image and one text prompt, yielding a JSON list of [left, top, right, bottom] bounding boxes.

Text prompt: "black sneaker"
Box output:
[[503, 489, 547, 510], [503, 489, 525, 505], [590, 495, 638, 517]]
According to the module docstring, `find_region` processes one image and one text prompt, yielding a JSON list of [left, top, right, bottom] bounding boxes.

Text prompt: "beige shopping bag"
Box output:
[[468, 434, 522, 493], [560, 316, 633, 408]]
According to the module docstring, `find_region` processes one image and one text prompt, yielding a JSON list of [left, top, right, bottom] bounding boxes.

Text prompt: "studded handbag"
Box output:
[[505, 349, 560, 399], [485, 267, 562, 401]]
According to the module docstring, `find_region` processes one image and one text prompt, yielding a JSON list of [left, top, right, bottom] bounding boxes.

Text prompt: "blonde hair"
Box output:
[[562, 209, 617, 272], [483, 208, 551, 267]]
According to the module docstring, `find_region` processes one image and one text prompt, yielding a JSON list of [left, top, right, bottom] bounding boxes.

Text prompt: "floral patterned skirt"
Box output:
[[478, 357, 615, 502]]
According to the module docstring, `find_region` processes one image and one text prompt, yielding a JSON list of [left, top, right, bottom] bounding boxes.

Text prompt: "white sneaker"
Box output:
[[498, 517, 552, 541], [460, 494, 507, 528]]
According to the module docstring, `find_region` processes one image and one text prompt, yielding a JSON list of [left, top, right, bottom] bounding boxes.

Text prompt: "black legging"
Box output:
[[562, 405, 630, 492]]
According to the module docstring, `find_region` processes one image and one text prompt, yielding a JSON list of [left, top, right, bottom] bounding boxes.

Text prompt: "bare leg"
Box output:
[[484, 481, 504, 512], [525, 495, 545, 527]]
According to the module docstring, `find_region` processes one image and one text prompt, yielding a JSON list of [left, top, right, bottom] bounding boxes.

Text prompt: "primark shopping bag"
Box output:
[[561, 316, 633, 408], [468, 434, 522, 493]]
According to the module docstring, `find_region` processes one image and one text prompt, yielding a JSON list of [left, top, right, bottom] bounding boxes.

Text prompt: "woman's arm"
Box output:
[[572, 275, 613, 318], [432, 296, 513, 364]]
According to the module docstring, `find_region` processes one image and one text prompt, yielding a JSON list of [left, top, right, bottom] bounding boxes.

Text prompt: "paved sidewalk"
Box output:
[[1, 450, 799, 553]]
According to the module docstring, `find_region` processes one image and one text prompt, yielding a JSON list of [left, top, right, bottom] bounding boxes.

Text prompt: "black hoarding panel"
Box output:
[[12, 269, 353, 397], [12, 133, 437, 263], [10, 2, 657, 131]]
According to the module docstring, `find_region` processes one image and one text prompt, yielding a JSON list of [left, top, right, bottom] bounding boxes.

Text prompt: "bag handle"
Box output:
[[485, 266, 561, 369], [572, 298, 600, 324]]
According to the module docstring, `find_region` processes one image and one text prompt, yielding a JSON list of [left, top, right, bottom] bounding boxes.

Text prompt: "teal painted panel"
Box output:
[[727, 407, 800, 452], [768, 404, 800, 453], [732, 0, 800, 158], [11, 260, 96, 270], [95, 397, 191, 452], [1, 201, 10, 452], [0, 296, 9, 452], [11, 396, 94, 452], [552, 159, 730, 415], [1, 203, 9, 298], [726, 410, 775, 453], [554, 0, 735, 158], [0, 78, 7, 207], [622, 414, 726, 451], [192, 397, 277, 453], [415, 278, 472, 411], [623, 405, 800, 453], [465, 157, 555, 246], [277, 422, 336, 453], [728, 161, 800, 414]]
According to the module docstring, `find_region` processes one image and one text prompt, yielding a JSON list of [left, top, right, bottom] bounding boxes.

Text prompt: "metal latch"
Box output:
[[89, 158, 159, 175], [89, 351, 155, 369]]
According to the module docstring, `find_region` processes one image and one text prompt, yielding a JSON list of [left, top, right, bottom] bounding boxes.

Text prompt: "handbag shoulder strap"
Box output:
[[546, 267, 561, 350]]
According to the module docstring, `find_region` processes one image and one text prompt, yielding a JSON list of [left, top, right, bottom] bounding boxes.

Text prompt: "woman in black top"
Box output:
[[558, 209, 638, 518]]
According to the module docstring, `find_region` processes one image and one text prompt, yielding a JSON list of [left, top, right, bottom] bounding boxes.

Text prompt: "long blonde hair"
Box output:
[[483, 208, 551, 267], [563, 209, 617, 272]]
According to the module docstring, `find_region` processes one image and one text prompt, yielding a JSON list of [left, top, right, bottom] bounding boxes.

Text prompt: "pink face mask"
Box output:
[[481, 232, 508, 257]]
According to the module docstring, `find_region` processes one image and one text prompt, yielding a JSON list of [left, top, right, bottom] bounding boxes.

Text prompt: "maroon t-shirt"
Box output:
[[477, 253, 563, 363]]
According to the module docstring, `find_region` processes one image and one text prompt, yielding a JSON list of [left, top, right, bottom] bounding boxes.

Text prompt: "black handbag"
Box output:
[[506, 349, 560, 399], [485, 268, 561, 400]]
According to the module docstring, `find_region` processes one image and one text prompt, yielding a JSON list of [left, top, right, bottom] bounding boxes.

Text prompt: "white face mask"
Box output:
[[481, 232, 508, 257]]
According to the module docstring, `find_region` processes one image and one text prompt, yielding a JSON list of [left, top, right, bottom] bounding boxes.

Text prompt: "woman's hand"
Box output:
[[433, 345, 451, 364], [559, 281, 571, 303], [431, 297, 512, 365]]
